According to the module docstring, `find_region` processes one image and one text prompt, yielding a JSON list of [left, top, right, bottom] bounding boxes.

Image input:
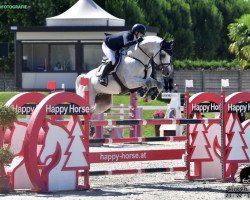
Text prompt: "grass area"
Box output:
[[0, 92, 20, 104]]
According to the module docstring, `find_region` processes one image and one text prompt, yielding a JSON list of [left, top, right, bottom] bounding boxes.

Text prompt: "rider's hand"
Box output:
[[137, 37, 143, 43]]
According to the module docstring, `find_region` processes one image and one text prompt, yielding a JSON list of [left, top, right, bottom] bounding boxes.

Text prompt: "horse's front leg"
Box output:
[[124, 76, 163, 93], [143, 78, 164, 101], [145, 77, 164, 92], [124, 76, 150, 89]]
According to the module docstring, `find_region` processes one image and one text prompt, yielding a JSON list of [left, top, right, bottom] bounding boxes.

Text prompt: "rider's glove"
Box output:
[[137, 37, 143, 43]]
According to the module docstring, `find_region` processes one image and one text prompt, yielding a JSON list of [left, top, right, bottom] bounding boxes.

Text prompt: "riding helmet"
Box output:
[[131, 24, 146, 35]]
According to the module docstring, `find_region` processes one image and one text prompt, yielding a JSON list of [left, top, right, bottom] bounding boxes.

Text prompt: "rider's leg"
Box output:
[[102, 42, 116, 64], [100, 43, 116, 86]]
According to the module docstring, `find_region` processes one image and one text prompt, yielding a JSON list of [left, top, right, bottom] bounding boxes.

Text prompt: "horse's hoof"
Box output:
[[144, 97, 149, 102]]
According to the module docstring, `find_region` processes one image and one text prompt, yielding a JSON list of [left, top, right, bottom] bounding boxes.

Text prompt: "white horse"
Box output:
[[76, 36, 173, 116]]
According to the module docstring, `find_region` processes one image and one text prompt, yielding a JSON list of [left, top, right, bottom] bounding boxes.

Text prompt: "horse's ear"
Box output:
[[161, 40, 173, 48], [161, 40, 173, 56], [160, 40, 166, 48]]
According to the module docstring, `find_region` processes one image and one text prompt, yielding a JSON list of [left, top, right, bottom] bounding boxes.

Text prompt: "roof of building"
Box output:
[[46, 0, 125, 27]]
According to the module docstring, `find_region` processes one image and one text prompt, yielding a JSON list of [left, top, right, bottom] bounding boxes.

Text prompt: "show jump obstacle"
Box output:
[[2, 78, 250, 192]]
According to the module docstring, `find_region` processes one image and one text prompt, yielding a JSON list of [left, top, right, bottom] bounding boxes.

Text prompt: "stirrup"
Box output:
[[99, 77, 108, 87]]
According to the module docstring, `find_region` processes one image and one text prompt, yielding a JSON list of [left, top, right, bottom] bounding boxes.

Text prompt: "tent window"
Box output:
[[82, 44, 103, 72]]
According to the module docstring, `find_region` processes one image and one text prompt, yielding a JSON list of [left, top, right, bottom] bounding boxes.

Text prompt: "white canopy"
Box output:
[[46, 0, 125, 26]]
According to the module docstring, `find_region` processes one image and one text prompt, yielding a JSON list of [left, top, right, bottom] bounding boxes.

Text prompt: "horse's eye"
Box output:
[[160, 53, 166, 59]]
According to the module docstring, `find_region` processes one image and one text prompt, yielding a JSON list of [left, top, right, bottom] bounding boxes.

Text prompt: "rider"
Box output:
[[99, 24, 147, 86]]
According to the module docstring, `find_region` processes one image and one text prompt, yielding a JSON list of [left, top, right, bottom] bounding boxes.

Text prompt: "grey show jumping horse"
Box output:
[[76, 35, 173, 116]]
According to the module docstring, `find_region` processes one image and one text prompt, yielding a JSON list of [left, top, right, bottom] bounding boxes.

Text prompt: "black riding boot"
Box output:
[[99, 61, 114, 86]]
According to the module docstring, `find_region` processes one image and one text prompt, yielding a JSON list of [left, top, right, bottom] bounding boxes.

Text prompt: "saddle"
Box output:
[[96, 53, 138, 93], [96, 53, 122, 78]]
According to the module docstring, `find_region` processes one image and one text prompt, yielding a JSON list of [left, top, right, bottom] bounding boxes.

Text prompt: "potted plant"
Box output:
[[0, 105, 17, 193], [152, 111, 165, 137]]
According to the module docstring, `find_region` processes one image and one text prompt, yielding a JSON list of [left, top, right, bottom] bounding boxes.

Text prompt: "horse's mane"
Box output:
[[125, 35, 162, 53], [142, 35, 163, 43]]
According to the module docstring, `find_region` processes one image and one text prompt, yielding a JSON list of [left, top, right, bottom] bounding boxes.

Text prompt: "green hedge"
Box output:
[[173, 59, 240, 70]]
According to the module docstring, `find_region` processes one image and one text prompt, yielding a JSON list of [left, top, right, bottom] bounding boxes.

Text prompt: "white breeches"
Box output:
[[102, 42, 116, 65]]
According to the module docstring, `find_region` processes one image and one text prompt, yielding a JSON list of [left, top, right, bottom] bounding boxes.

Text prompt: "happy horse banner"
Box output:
[[223, 92, 250, 180], [186, 92, 223, 180], [10, 103, 90, 115], [187, 91, 250, 181]]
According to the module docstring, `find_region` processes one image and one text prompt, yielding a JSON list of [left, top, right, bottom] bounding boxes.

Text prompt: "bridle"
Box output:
[[127, 40, 172, 74]]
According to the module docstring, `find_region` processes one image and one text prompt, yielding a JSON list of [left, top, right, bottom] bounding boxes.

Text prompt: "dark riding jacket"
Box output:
[[104, 31, 137, 51]]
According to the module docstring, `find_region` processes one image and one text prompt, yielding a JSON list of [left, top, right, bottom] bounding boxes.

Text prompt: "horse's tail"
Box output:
[[75, 74, 87, 98]]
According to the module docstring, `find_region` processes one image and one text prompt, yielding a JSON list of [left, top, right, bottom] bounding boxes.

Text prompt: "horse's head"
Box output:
[[152, 39, 173, 71], [40, 123, 69, 165]]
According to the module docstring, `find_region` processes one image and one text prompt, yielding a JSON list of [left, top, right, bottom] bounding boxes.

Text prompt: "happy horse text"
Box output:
[[46, 104, 90, 115]]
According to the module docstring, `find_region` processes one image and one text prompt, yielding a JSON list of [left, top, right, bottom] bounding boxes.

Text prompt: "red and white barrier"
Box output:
[[3, 78, 250, 192]]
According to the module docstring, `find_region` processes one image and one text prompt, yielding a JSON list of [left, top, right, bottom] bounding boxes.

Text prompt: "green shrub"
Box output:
[[173, 59, 239, 70], [0, 105, 17, 128], [0, 145, 13, 166]]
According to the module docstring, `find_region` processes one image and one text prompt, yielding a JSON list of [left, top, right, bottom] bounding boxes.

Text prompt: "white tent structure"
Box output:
[[46, 0, 125, 27]]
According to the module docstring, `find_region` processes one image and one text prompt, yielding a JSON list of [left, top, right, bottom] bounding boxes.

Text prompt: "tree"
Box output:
[[138, 0, 169, 31], [0, 0, 76, 73], [165, 0, 194, 59], [189, 0, 223, 59], [228, 14, 250, 69], [215, 0, 250, 59], [96, 0, 146, 26]]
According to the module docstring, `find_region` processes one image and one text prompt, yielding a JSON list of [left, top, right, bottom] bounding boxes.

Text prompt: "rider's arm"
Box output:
[[124, 40, 137, 48], [124, 37, 143, 48]]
